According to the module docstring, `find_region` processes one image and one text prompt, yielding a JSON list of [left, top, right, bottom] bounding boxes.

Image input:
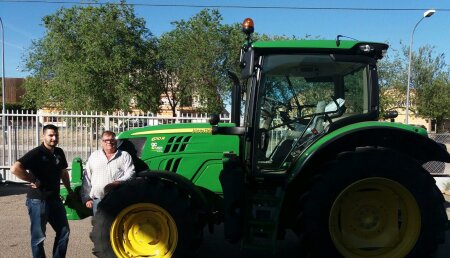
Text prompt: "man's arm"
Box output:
[[81, 166, 92, 203], [116, 152, 136, 182], [61, 168, 74, 196], [82, 159, 94, 208], [104, 152, 136, 194], [11, 161, 37, 184]]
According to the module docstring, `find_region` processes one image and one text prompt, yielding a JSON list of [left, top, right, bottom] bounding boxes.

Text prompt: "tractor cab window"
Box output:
[[255, 54, 370, 170]]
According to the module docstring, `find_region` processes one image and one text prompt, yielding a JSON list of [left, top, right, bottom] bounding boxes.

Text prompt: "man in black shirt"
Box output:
[[11, 124, 74, 258]]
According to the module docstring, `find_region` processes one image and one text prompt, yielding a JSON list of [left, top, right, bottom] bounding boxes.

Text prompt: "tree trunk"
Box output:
[[436, 118, 445, 133]]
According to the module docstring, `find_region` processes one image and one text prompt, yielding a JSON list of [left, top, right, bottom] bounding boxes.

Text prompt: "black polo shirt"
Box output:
[[18, 144, 68, 200]]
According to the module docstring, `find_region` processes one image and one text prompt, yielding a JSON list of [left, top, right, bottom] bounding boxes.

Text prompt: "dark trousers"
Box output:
[[26, 198, 70, 258]]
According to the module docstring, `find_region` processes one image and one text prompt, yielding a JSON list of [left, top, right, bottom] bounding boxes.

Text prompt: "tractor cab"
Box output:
[[235, 19, 388, 176]]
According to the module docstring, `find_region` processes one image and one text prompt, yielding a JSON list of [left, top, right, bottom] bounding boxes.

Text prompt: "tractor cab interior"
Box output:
[[254, 54, 372, 171]]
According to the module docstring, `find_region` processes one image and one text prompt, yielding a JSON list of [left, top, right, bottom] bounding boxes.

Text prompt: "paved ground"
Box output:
[[1, 182, 449, 258]]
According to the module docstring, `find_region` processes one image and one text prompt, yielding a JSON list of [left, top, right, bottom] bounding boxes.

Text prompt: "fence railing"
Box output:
[[0, 110, 230, 182], [1, 110, 449, 183]]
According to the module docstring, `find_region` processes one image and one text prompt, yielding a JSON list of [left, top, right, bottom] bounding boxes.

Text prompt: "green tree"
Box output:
[[157, 9, 244, 116], [22, 1, 160, 112], [416, 72, 450, 132], [378, 47, 408, 114], [409, 45, 449, 130], [378, 44, 450, 128]]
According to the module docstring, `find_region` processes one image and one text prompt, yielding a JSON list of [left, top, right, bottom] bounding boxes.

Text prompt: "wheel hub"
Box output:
[[356, 206, 380, 230], [329, 177, 421, 258], [110, 203, 178, 258]]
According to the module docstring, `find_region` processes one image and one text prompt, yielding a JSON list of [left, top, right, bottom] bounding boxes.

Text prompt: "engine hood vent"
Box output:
[[164, 136, 192, 153]]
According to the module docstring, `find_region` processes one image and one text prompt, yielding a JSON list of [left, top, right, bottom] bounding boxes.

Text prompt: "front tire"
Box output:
[[91, 179, 203, 258], [299, 148, 446, 258]]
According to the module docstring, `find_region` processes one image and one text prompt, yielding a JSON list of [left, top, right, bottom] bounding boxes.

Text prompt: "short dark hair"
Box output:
[[43, 124, 58, 134], [101, 131, 116, 139]]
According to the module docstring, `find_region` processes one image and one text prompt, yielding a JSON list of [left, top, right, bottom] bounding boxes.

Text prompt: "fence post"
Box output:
[[1, 109, 5, 165], [35, 111, 40, 146], [176, 110, 181, 123], [7, 125, 12, 166], [104, 112, 110, 131]]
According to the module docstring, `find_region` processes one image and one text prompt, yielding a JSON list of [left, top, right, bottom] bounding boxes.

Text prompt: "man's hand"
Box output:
[[85, 199, 93, 209], [104, 181, 121, 194], [30, 179, 40, 189]]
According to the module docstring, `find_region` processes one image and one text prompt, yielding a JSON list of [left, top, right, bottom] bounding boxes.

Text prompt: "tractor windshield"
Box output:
[[256, 54, 370, 170]]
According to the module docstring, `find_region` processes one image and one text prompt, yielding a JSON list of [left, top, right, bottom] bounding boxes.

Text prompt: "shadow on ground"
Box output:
[[0, 182, 29, 197]]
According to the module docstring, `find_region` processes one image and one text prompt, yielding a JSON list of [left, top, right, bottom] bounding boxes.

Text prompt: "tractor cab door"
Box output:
[[250, 53, 376, 174]]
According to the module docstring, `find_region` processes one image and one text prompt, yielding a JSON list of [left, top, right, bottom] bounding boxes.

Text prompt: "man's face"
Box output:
[[42, 129, 59, 148], [101, 134, 117, 153]]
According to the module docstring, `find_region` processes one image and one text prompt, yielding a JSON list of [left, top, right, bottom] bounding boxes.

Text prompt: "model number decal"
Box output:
[[150, 136, 165, 152], [151, 136, 165, 141]]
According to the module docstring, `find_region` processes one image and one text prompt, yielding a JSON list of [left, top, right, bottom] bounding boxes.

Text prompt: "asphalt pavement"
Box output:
[[1, 182, 449, 258]]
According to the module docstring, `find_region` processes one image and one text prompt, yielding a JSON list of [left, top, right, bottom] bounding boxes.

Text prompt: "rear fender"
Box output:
[[291, 125, 450, 181]]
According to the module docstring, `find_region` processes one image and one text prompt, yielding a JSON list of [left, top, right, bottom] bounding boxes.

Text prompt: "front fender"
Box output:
[[62, 157, 92, 220], [137, 170, 210, 214]]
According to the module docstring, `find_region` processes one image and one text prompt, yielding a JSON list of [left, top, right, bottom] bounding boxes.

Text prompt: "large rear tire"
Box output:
[[299, 148, 446, 258], [90, 179, 203, 258]]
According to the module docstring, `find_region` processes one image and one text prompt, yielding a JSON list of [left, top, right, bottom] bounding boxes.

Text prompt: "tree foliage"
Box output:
[[20, 4, 450, 127], [416, 72, 450, 131], [157, 9, 244, 115], [378, 44, 450, 128], [378, 47, 408, 114], [410, 45, 450, 131], [22, 1, 160, 112]]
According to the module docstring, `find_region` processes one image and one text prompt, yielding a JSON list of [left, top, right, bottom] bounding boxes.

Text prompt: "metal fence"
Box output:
[[426, 133, 450, 175], [1, 110, 449, 182], [0, 110, 230, 182]]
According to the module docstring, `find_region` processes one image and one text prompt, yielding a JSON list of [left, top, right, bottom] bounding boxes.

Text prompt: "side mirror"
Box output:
[[240, 47, 254, 79], [227, 70, 242, 126]]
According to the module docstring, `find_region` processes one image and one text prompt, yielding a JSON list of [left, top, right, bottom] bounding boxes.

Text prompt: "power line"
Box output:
[[2, 0, 450, 12]]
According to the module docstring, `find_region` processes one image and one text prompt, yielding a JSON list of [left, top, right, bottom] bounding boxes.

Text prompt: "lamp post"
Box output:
[[0, 17, 5, 166], [1, 17, 4, 122], [405, 9, 435, 124]]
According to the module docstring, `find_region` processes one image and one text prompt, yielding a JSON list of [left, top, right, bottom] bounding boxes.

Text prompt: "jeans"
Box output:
[[26, 198, 70, 258]]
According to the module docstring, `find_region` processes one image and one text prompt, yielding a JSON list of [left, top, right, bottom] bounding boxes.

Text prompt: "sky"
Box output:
[[1, 0, 450, 78]]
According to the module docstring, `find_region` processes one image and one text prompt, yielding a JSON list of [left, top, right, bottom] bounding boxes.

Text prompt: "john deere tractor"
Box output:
[[62, 18, 450, 257]]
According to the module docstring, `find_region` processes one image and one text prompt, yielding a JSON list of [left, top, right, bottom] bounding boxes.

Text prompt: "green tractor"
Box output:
[[62, 18, 450, 257]]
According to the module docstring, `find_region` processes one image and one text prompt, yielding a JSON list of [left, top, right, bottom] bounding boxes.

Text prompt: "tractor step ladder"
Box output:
[[241, 189, 283, 253]]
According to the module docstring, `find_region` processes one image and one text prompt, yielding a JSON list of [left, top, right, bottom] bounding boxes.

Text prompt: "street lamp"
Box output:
[[0, 17, 5, 166], [405, 9, 435, 124], [1, 17, 4, 122]]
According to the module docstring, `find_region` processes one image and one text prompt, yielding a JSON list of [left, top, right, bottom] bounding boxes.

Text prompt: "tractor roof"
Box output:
[[251, 40, 389, 59]]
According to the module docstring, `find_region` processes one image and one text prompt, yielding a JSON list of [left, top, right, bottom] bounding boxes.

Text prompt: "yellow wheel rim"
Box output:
[[110, 203, 178, 258], [329, 177, 421, 258]]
